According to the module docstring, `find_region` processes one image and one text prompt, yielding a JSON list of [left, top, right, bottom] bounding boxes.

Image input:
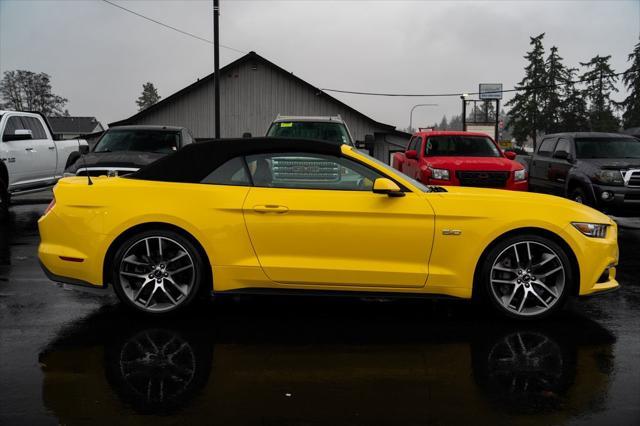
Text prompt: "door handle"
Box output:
[[25, 147, 34, 151], [48, 146, 55, 150], [253, 204, 289, 214]]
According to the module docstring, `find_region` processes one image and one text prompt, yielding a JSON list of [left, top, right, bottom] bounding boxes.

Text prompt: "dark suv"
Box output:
[[65, 125, 194, 177], [524, 132, 640, 212]]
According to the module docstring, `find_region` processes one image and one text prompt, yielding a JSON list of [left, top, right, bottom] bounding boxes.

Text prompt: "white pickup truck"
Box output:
[[0, 110, 88, 207]]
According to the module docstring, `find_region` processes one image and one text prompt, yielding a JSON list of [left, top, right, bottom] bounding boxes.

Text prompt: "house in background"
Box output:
[[47, 116, 104, 139], [110, 51, 410, 163]]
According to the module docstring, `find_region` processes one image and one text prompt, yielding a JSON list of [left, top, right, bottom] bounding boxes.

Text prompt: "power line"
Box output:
[[320, 68, 638, 98], [101, 0, 246, 54]]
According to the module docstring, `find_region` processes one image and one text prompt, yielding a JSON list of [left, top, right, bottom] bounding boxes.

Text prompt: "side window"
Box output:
[[22, 117, 47, 139], [554, 138, 571, 155], [245, 152, 384, 191], [537, 138, 557, 157], [406, 137, 417, 152], [201, 157, 251, 186], [3, 116, 26, 140], [413, 137, 423, 154]]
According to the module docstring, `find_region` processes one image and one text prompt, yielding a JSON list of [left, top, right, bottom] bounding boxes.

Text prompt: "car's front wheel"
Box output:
[[111, 230, 206, 315], [480, 234, 573, 320]]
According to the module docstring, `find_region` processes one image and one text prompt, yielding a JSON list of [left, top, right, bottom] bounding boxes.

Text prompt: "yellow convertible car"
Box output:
[[38, 138, 619, 319]]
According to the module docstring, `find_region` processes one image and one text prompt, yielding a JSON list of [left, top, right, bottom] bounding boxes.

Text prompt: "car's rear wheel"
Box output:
[[480, 234, 573, 320], [112, 230, 205, 315]]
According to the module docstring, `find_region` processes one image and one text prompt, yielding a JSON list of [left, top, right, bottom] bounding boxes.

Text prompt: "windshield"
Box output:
[[267, 121, 353, 146], [575, 137, 640, 159], [425, 135, 501, 157], [94, 130, 180, 153], [355, 149, 432, 192]]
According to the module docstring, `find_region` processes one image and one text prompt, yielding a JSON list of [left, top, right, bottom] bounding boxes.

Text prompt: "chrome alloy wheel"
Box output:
[[119, 236, 196, 312], [489, 241, 566, 317]]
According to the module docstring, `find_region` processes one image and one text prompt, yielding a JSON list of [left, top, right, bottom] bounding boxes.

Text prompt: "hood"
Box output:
[[578, 158, 640, 170], [65, 151, 167, 173], [425, 156, 522, 171], [435, 185, 613, 225]]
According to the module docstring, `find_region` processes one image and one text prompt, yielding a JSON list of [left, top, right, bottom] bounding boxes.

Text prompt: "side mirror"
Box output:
[[553, 150, 570, 160], [504, 151, 517, 160], [242, 132, 252, 138], [4, 129, 33, 142], [405, 150, 418, 160], [373, 178, 404, 197]]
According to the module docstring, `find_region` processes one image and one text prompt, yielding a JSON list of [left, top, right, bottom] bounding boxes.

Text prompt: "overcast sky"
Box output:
[[0, 0, 638, 130]]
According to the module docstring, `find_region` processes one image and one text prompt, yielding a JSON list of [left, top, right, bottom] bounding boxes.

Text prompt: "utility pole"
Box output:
[[213, 0, 221, 139], [409, 104, 438, 132]]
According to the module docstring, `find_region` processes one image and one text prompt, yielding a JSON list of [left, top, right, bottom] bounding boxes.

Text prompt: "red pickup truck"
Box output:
[[392, 131, 528, 191]]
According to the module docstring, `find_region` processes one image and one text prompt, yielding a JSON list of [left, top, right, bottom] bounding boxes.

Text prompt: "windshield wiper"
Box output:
[[95, 149, 111, 153]]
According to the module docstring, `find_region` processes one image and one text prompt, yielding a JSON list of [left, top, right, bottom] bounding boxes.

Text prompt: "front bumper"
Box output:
[[426, 176, 528, 191], [566, 222, 620, 296], [592, 183, 640, 210]]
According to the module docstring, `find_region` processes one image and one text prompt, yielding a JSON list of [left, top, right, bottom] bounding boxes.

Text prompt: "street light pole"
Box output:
[[213, 0, 220, 139], [409, 103, 438, 131]]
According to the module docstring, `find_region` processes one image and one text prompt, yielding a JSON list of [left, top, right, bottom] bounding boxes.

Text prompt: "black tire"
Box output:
[[0, 175, 9, 210], [111, 229, 207, 315], [569, 186, 594, 207], [479, 234, 574, 320]]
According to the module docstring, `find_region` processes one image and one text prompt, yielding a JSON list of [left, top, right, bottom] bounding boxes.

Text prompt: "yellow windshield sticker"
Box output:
[[280, 122, 293, 128]]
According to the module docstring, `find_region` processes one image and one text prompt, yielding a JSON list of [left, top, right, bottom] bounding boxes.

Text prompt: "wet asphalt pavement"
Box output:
[[0, 196, 639, 425]]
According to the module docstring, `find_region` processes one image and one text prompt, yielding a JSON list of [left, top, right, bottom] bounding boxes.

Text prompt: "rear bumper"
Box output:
[[39, 260, 107, 289], [38, 207, 108, 288]]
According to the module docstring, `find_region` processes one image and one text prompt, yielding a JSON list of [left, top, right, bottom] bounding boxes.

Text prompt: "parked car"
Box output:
[[0, 110, 88, 208], [39, 137, 618, 320], [392, 131, 528, 191], [516, 132, 640, 211], [64, 125, 194, 177], [266, 115, 355, 146]]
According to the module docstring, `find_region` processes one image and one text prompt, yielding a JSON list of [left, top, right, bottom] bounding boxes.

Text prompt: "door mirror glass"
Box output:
[[553, 150, 569, 160], [504, 151, 517, 160], [4, 129, 33, 142], [405, 150, 418, 160], [372, 178, 404, 197]]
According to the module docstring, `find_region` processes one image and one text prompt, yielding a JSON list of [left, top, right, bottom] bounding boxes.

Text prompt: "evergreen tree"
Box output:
[[559, 67, 590, 132], [136, 82, 161, 111], [618, 39, 640, 129], [439, 115, 448, 130], [505, 33, 546, 148], [541, 46, 567, 133], [580, 55, 619, 132], [448, 115, 463, 130]]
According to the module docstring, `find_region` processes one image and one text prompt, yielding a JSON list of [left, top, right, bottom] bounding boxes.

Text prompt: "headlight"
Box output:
[[593, 170, 624, 185], [429, 167, 450, 180], [514, 169, 526, 181], [572, 222, 609, 238]]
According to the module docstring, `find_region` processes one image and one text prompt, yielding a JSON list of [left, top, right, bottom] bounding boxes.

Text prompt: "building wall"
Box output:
[[128, 59, 392, 143]]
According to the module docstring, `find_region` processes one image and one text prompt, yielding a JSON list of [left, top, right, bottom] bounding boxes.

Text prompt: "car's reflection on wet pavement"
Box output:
[[38, 302, 616, 425], [1, 201, 639, 425]]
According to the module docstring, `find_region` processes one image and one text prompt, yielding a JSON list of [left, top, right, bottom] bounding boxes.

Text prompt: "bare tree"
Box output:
[[0, 70, 68, 116]]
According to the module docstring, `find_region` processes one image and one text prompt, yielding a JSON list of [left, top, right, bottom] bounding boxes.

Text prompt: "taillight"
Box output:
[[44, 197, 56, 215]]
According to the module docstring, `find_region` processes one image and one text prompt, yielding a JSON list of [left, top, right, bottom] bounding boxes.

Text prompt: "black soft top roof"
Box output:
[[129, 137, 343, 183]]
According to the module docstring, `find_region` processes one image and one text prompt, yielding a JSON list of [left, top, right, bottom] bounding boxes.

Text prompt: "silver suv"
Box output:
[[266, 115, 355, 146]]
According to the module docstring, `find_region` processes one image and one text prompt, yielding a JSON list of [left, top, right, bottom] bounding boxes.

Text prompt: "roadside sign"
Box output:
[[479, 83, 503, 100]]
